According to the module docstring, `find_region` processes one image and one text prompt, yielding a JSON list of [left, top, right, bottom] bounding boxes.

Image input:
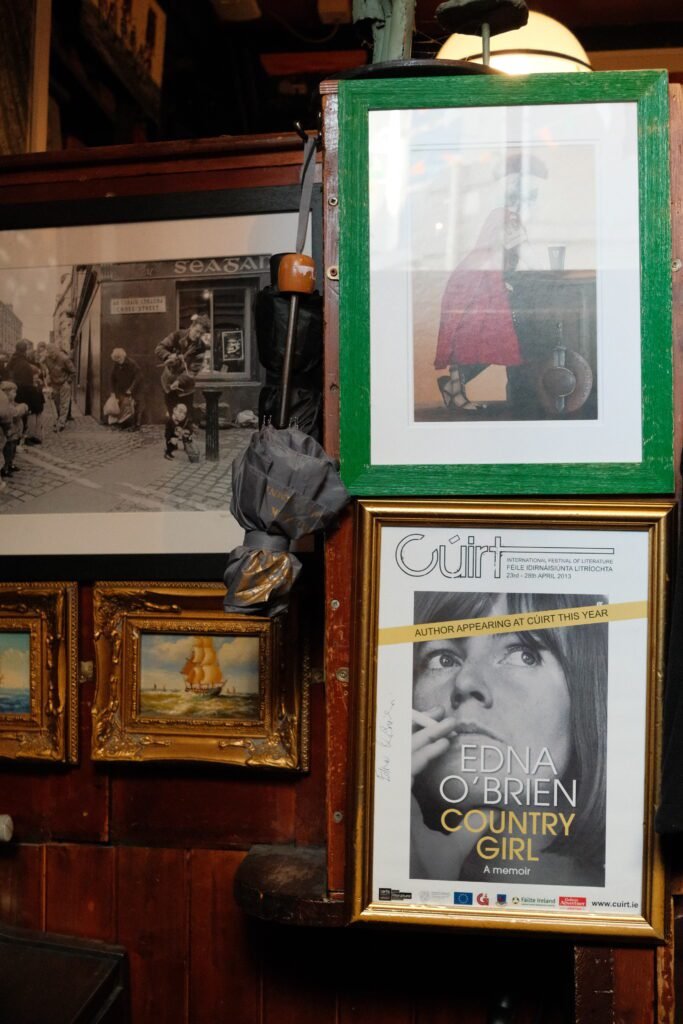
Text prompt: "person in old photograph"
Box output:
[[110, 347, 145, 430], [44, 343, 76, 433], [159, 353, 197, 421], [155, 313, 211, 374], [163, 402, 198, 463], [7, 340, 45, 445], [0, 380, 28, 478], [410, 591, 607, 886]]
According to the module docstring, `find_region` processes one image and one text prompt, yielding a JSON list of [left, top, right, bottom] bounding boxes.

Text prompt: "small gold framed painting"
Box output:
[[92, 582, 305, 768], [0, 582, 78, 762]]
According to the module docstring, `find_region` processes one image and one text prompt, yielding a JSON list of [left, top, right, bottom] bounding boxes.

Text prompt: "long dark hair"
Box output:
[[413, 591, 607, 874]]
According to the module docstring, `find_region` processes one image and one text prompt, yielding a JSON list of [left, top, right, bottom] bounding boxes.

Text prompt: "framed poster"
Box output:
[[338, 71, 673, 494], [0, 148, 322, 577], [92, 582, 307, 768], [349, 498, 672, 937]]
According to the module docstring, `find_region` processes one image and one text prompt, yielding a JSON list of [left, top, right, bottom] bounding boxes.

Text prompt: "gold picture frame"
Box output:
[[350, 498, 672, 938], [0, 582, 78, 763], [92, 582, 307, 768]]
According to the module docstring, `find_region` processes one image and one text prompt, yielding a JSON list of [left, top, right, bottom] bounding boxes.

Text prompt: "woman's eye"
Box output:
[[503, 645, 541, 668], [424, 649, 459, 671]]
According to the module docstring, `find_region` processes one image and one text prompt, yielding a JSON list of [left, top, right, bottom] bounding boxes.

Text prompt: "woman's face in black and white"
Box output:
[[413, 598, 571, 807]]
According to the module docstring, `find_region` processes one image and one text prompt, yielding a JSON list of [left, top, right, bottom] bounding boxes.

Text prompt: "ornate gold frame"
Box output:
[[349, 499, 673, 938], [92, 582, 308, 769], [0, 582, 78, 762]]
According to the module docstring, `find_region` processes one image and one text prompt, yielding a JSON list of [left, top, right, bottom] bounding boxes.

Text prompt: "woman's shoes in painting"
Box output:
[[437, 370, 480, 412]]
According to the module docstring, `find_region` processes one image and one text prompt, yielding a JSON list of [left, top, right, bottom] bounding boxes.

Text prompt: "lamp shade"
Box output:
[[437, 11, 591, 73]]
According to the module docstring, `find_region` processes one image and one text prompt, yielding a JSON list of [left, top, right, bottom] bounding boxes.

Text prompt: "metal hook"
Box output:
[[293, 119, 322, 149]]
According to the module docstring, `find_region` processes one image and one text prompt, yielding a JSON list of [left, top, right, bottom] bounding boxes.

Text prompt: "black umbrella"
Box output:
[[223, 425, 348, 615]]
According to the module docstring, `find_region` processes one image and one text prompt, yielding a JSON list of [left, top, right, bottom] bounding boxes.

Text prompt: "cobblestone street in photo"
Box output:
[[0, 407, 253, 516]]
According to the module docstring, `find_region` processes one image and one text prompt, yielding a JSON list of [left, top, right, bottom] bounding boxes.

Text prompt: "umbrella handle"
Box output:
[[277, 253, 316, 428]]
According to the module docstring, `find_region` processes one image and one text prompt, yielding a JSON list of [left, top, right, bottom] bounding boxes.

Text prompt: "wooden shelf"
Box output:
[[234, 845, 347, 927]]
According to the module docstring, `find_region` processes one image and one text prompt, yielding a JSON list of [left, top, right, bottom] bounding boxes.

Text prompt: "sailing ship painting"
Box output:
[[0, 632, 31, 715], [139, 632, 260, 720]]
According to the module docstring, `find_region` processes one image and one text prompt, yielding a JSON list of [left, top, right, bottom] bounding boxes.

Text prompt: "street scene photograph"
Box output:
[[0, 208, 302, 554]]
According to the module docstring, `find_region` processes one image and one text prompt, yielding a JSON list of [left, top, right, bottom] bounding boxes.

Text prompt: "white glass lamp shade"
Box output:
[[437, 11, 592, 74]]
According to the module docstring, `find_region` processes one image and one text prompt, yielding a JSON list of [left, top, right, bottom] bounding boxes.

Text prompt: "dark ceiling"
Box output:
[[51, 0, 683, 148]]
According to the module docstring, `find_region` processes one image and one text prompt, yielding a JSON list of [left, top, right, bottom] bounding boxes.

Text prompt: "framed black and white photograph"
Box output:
[[349, 498, 672, 937], [0, 168, 321, 569]]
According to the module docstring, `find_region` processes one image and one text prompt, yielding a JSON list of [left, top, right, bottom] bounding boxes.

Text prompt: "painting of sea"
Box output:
[[139, 632, 260, 720], [0, 632, 31, 715]]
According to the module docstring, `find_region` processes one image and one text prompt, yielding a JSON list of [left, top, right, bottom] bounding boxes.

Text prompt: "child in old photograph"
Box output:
[[164, 402, 198, 463]]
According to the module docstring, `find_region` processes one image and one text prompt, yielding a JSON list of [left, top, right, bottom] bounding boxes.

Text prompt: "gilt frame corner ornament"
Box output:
[[0, 581, 78, 763], [91, 581, 307, 769]]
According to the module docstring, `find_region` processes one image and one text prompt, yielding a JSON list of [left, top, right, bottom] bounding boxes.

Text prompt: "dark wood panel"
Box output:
[[46, 844, 116, 942], [336, 928, 416, 1024], [321, 89, 352, 896], [0, 165, 310, 206], [613, 948, 656, 1023], [261, 922, 337, 1024], [294, 679, 327, 846], [324, 509, 353, 895], [189, 850, 261, 1024], [110, 771, 297, 847], [574, 946, 615, 1024], [0, 751, 109, 843], [117, 847, 188, 1024], [0, 843, 44, 929]]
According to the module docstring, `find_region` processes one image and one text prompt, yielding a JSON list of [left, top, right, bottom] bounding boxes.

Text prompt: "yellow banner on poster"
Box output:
[[377, 601, 648, 647]]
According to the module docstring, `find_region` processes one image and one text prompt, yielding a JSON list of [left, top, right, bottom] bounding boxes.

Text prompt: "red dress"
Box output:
[[434, 268, 522, 369]]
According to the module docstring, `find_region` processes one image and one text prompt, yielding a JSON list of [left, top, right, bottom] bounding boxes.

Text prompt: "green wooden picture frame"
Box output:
[[338, 71, 672, 495]]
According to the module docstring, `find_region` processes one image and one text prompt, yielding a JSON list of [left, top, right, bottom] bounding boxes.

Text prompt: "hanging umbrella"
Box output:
[[222, 129, 349, 616], [223, 425, 349, 615]]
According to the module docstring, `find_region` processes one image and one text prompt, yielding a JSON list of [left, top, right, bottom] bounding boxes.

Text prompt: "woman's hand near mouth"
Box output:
[[411, 705, 457, 781]]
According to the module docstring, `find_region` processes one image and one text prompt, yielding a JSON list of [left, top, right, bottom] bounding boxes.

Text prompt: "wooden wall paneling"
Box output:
[[658, 943, 675, 1024], [288, 571, 327, 847], [613, 948, 656, 1022], [321, 84, 352, 898], [574, 946, 616, 1024], [335, 929, 415, 1024], [117, 846, 188, 1024], [110, 771, 297, 848], [0, 736, 108, 844], [261, 922, 337, 1024], [0, 843, 45, 930], [0, 135, 312, 204], [574, 946, 656, 1024], [413, 935, 573, 1024], [0, 758, 108, 843], [293, 678, 328, 846], [0, 164, 314, 205], [189, 850, 262, 1024], [45, 843, 116, 942]]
